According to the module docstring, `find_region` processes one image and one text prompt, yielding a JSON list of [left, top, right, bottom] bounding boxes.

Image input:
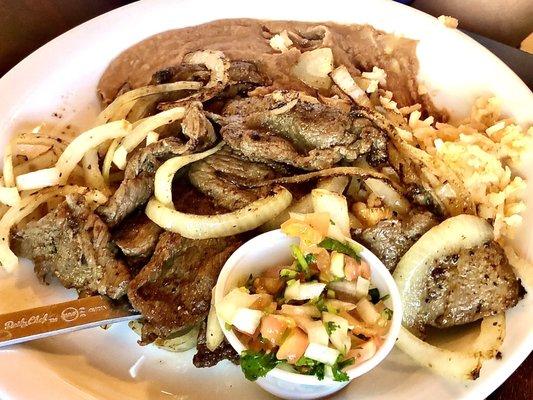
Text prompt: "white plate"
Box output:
[[0, 0, 531, 399]]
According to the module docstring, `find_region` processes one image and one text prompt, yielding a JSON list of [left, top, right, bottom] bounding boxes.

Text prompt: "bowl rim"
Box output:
[[214, 229, 403, 386]]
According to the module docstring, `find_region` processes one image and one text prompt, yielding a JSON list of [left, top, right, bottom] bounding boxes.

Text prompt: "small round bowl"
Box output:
[[215, 229, 402, 400]]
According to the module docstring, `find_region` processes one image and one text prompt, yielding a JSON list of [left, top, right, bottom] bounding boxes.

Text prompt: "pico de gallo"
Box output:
[[217, 209, 393, 382]]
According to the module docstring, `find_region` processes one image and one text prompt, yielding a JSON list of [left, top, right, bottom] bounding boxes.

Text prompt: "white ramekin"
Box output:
[[215, 229, 402, 400]]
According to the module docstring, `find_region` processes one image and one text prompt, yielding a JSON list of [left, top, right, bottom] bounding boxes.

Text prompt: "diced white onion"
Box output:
[[330, 65, 372, 108], [232, 308, 263, 335], [323, 312, 351, 354], [146, 186, 292, 239], [329, 252, 345, 278], [356, 297, 380, 325], [280, 304, 321, 318], [292, 48, 334, 90], [355, 276, 370, 299], [312, 189, 350, 238], [284, 280, 326, 301], [216, 288, 259, 325], [304, 342, 340, 365]]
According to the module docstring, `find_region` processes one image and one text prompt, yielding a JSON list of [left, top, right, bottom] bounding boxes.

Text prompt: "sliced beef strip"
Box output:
[[193, 322, 239, 368], [220, 95, 389, 170], [416, 241, 520, 329], [188, 146, 278, 210], [97, 104, 218, 227], [128, 232, 241, 342], [113, 212, 162, 259], [359, 210, 439, 271], [13, 194, 130, 299]]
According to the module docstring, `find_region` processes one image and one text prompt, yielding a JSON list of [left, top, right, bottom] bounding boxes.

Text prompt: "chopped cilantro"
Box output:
[[318, 238, 361, 261], [305, 253, 317, 265], [291, 245, 310, 277], [330, 358, 353, 382], [381, 308, 393, 320], [279, 268, 298, 279], [295, 356, 316, 367], [312, 296, 327, 312], [380, 294, 390, 301], [330, 219, 336, 225], [240, 350, 281, 381], [295, 357, 325, 380], [369, 288, 380, 304], [325, 321, 340, 335], [337, 357, 355, 370]]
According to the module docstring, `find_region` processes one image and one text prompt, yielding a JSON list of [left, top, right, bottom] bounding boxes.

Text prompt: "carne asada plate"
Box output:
[[0, 0, 531, 399]]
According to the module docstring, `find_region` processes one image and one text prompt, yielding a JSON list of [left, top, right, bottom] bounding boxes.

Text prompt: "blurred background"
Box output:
[[0, 1, 530, 399], [0, 0, 532, 81]]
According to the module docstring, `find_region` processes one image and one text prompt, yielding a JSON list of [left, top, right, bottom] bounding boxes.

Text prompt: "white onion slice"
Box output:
[[154, 142, 224, 208], [145, 186, 292, 239], [396, 326, 481, 380], [185, 50, 229, 89], [206, 288, 224, 351], [15, 167, 60, 191], [113, 107, 186, 169], [2, 140, 15, 187], [393, 215, 494, 327], [55, 120, 131, 185], [97, 81, 202, 124], [0, 186, 20, 207]]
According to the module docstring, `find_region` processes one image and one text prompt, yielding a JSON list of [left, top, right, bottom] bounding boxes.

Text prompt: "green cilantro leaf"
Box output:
[[325, 321, 340, 335], [318, 238, 361, 261], [240, 350, 281, 381]]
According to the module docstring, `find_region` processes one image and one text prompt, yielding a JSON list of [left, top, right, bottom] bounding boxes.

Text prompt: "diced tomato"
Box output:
[[346, 337, 378, 365], [310, 247, 331, 272], [263, 265, 287, 278], [344, 256, 359, 281], [276, 328, 309, 364], [281, 220, 323, 245], [250, 293, 274, 310], [359, 260, 371, 280], [344, 257, 371, 281], [303, 212, 330, 235], [260, 314, 288, 346], [253, 276, 283, 295]]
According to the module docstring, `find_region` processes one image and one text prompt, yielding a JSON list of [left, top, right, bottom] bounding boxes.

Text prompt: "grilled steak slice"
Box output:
[[113, 212, 162, 259], [128, 232, 240, 342], [13, 194, 130, 299], [360, 210, 439, 271], [189, 146, 278, 210], [97, 104, 218, 226], [98, 173, 154, 227], [220, 94, 389, 170], [193, 322, 239, 368], [416, 241, 520, 329]]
